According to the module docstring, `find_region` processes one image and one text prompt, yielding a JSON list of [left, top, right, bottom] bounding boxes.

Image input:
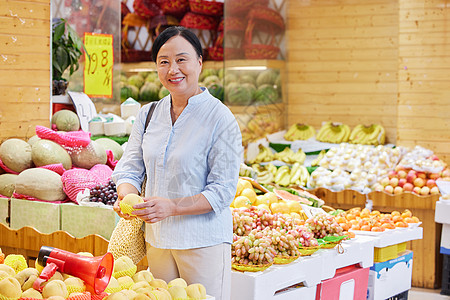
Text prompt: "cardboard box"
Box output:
[[60, 203, 119, 239], [10, 198, 61, 234], [441, 224, 450, 251], [367, 251, 413, 300], [316, 265, 370, 300], [0, 197, 8, 225]]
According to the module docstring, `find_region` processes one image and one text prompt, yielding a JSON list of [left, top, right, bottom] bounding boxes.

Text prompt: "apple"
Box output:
[[384, 185, 394, 194], [420, 186, 430, 196], [395, 165, 406, 172], [413, 186, 421, 194], [398, 178, 407, 188], [403, 183, 414, 192], [416, 172, 427, 179], [442, 169, 450, 178], [430, 186, 440, 195], [397, 170, 407, 179], [390, 177, 399, 187], [388, 170, 397, 179], [413, 177, 425, 188], [430, 154, 440, 161], [380, 177, 390, 187], [426, 179, 436, 188], [406, 172, 417, 184], [373, 184, 384, 192], [394, 186, 403, 195], [429, 173, 441, 180]]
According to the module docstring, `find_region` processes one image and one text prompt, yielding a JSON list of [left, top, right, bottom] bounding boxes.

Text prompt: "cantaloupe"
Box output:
[[27, 135, 41, 146], [53, 110, 80, 132], [31, 139, 72, 170], [0, 174, 18, 197], [95, 138, 124, 161], [14, 168, 66, 201], [70, 141, 107, 169], [0, 138, 33, 173]]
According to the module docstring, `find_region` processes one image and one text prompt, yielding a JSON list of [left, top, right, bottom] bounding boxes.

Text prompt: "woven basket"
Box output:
[[160, 0, 189, 17], [320, 241, 340, 249], [244, 44, 280, 59], [232, 262, 273, 272], [189, 0, 223, 16], [298, 246, 320, 256], [208, 46, 223, 61], [224, 47, 243, 60], [274, 255, 299, 265], [180, 12, 218, 30], [227, 0, 269, 16]]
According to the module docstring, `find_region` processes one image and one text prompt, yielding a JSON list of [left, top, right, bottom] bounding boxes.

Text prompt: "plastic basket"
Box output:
[[386, 290, 409, 300], [397, 242, 407, 254], [180, 12, 218, 30], [232, 262, 272, 272], [374, 244, 398, 263], [442, 254, 450, 295], [189, 0, 223, 16], [274, 255, 299, 265], [298, 246, 320, 256]]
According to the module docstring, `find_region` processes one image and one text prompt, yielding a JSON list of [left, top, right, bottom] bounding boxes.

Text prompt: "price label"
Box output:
[[83, 33, 113, 98]]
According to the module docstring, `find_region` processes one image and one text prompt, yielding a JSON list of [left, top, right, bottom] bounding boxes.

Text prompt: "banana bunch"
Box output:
[[289, 162, 310, 187], [248, 144, 274, 164], [284, 123, 316, 141], [349, 124, 385, 145], [256, 169, 274, 185], [316, 122, 351, 143], [274, 147, 306, 164], [274, 166, 291, 187], [311, 149, 326, 167], [239, 163, 255, 178]]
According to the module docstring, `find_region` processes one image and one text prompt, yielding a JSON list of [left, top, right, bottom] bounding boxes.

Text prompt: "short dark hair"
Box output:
[[151, 26, 203, 62]]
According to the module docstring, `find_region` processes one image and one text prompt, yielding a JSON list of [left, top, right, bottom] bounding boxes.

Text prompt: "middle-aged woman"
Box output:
[[112, 26, 243, 300]]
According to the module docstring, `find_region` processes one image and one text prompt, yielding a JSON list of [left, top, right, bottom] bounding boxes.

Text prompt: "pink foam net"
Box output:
[[38, 163, 66, 175], [91, 292, 108, 300], [106, 150, 119, 170], [61, 165, 113, 204], [35, 126, 91, 149]]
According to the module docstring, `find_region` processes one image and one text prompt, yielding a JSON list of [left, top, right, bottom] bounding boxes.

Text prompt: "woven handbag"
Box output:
[[107, 102, 158, 264]]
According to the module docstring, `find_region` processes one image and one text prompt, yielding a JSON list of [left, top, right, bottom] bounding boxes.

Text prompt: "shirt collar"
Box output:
[[187, 87, 209, 105]]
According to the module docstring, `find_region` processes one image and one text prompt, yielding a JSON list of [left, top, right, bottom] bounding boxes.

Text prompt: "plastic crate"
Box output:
[[397, 242, 407, 254], [374, 244, 398, 263], [442, 254, 450, 296], [386, 290, 409, 300]]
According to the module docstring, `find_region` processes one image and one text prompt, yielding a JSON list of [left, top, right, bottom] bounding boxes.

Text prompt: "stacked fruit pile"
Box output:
[[284, 123, 316, 141], [0, 252, 208, 300], [250, 162, 310, 187], [332, 207, 420, 232], [248, 145, 306, 165], [88, 180, 118, 206], [316, 122, 351, 144]]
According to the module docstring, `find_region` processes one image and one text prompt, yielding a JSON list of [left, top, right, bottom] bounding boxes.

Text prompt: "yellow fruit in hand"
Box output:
[[265, 192, 279, 205], [122, 194, 144, 206], [255, 194, 270, 206], [240, 188, 257, 204], [234, 196, 252, 208], [286, 200, 302, 213]]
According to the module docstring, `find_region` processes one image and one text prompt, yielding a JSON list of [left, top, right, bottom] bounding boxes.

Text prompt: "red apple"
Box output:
[[397, 170, 407, 179], [403, 183, 414, 192], [384, 185, 394, 194], [413, 177, 425, 188], [388, 170, 397, 179], [398, 178, 407, 188], [395, 165, 406, 172], [394, 186, 403, 195], [420, 186, 430, 196], [430, 186, 440, 195], [406, 172, 417, 184], [417, 172, 427, 179], [413, 186, 421, 194], [429, 173, 441, 180], [426, 179, 436, 188], [390, 177, 399, 188], [380, 177, 390, 187], [442, 169, 450, 178], [430, 154, 440, 161]]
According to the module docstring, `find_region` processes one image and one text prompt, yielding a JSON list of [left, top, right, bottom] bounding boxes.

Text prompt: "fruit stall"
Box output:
[[2, 0, 450, 299]]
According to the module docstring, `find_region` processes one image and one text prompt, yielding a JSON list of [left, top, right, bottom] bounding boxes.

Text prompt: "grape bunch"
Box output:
[[263, 227, 300, 257], [292, 225, 319, 247], [232, 207, 274, 236], [89, 179, 118, 206], [305, 213, 344, 239], [232, 230, 277, 266]]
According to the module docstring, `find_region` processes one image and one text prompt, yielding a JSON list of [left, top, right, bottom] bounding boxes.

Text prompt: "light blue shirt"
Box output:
[[112, 88, 243, 249]]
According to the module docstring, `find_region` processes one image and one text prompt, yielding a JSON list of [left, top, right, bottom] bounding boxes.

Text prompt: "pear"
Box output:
[[22, 287, 43, 299], [113, 256, 136, 274], [0, 277, 22, 299], [0, 264, 16, 277], [134, 293, 151, 300], [132, 270, 154, 283], [168, 285, 188, 299], [47, 296, 65, 300], [42, 279, 68, 299], [117, 275, 134, 289], [149, 278, 168, 290], [150, 289, 171, 300], [168, 277, 188, 288], [105, 290, 129, 300], [131, 280, 151, 291], [186, 283, 207, 299], [64, 277, 86, 293]]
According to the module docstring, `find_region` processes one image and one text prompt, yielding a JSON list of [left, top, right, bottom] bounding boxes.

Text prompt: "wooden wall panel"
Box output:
[[398, 0, 450, 165], [286, 0, 399, 144], [0, 0, 51, 143]]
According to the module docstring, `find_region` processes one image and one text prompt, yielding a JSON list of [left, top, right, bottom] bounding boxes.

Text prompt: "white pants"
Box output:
[[146, 242, 231, 300]]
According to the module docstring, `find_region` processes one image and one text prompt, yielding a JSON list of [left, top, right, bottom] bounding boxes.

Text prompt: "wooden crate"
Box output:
[[310, 187, 367, 211], [0, 223, 148, 271]]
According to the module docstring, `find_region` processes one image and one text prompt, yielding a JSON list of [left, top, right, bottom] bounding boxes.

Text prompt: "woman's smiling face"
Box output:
[[156, 35, 203, 100]]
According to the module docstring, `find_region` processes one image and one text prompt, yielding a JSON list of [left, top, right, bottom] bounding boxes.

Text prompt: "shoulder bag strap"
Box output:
[[143, 101, 158, 134]]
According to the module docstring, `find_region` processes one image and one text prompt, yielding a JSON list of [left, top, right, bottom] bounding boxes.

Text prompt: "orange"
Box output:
[[359, 219, 369, 227], [349, 219, 359, 226], [391, 211, 400, 217], [360, 208, 370, 218], [347, 231, 356, 238], [371, 226, 384, 232], [403, 217, 414, 223], [411, 216, 420, 223], [341, 223, 351, 231], [381, 222, 395, 230], [395, 221, 408, 228], [370, 210, 381, 216], [346, 214, 356, 221], [402, 209, 412, 218], [392, 215, 403, 223], [351, 224, 361, 231], [336, 216, 347, 224], [361, 225, 371, 231]]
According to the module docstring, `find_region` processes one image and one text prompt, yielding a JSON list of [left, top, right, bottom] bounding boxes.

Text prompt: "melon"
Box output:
[[95, 138, 124, 161], [54, 110, 80, 131], [273, 189, 313, 206], [31, 139, 72, 170], [0, 138, 33, 173], [51, 110, 67, 125], [70, 141, 107, 169], [158, 86, 170, 99], [0, 174, 18, 197], [27, 135, 41, 146], [15, 168, 66, 201]]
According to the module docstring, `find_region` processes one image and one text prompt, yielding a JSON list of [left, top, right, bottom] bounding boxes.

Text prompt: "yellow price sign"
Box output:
[[83, 33, 113, 98]]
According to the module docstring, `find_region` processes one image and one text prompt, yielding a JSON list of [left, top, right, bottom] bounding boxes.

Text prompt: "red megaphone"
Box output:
[[33, 246, 114, 294]]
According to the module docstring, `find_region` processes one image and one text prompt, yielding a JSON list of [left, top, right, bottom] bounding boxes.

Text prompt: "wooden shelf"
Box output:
[[224, 59, 285, 70], [228, 102, 285, 115], [120, 60, 224, 73]]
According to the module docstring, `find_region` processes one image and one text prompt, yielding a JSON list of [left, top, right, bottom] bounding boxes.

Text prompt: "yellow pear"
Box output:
[[105, 291, 130, 300], [117, 275, 134, 289], [240, 188, 257, 204], [22, 287, 43, 299], [185, 283, 207, 299], [134, 294, 151, 300], [131, 280, 151, 291], [149, 278, 168, 290], [255, 194, 270, 206], [286, 200, 302, 213], [265, 192, 279, 205], [168, 285, 188, 299], [233, 196, 251, 208], [0, 277, 22, 299], [168, 277, 188, 288], [42, 279, 68, 299], [0, 264, 16, 277], [132, 270, 154, 283]]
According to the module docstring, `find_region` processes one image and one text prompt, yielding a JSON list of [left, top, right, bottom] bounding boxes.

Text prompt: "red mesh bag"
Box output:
[[160, 0, 189, 17], [91, 292, 108, 300], [35, 126, 91, 150], [90, 164, 113, 184], [189, 0, 224, 17], [133, 0, 163, 19], [208, 46, 223, 60], [0, 158, 19, 174], [67, 292, 92, 300], [38, 163, 66, 175], [180, 12, 218, 30]]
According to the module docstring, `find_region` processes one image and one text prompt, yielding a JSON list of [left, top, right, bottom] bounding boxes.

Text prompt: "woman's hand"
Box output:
[[113, 194, 135, 220], [132, 197, 177, 223], [114, 183, 140, 220]]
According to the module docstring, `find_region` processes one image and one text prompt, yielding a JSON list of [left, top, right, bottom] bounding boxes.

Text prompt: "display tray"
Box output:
[[350, 226, 423, 248]]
